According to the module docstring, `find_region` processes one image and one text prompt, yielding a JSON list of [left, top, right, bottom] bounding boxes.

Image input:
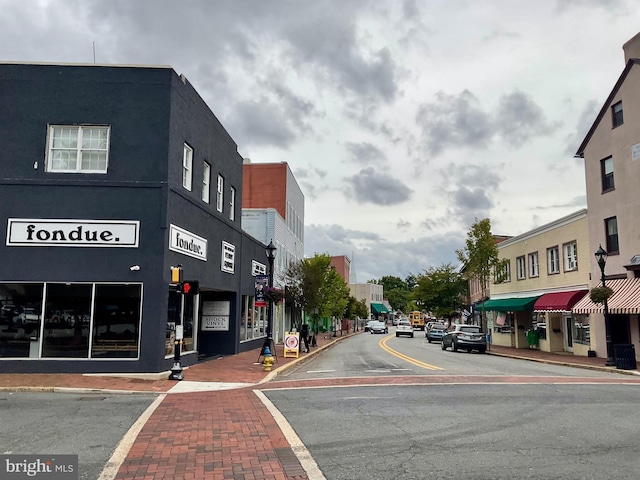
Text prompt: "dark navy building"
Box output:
[[0, 62, 270, 373]]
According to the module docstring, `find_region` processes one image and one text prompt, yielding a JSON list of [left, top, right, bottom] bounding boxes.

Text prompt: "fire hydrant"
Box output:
[[262, 346, 275, 371]]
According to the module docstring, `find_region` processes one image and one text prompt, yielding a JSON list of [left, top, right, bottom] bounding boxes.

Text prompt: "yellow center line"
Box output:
[[379, 335, 444, 371]]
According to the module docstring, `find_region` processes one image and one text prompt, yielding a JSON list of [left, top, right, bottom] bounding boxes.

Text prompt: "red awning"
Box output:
[[534, 290, 588, 312]]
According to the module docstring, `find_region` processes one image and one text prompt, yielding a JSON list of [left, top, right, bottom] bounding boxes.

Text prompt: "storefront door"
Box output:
[[564, 315, 573, 352]]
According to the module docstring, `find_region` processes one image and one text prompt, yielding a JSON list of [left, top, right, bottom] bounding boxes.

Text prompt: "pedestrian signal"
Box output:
[[179, 281, 199, 295], [170, 265, 183, 283]]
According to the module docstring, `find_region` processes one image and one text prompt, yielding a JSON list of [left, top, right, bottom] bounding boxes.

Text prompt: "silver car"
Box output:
[[395, 320, 414, 338], [441, 324, 486, 353]]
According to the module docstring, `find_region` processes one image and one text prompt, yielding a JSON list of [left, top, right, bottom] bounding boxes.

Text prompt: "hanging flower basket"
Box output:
[[263, 287, 285, 303], [589, 286, 614, 304]]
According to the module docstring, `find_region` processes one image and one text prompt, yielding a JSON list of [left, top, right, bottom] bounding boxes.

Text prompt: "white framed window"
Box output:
[[563, 241, 578, 271], [216, 175, 224, 212], [182, 144, 193, 191], [494, 260, 511, 283], [229, 187, 236, 221], [528, 252, 539, 278], [202, 161, 210, 203], [547, 246, 559, 274], [516, 256, 526, 280], [47, 125, 110, 173]]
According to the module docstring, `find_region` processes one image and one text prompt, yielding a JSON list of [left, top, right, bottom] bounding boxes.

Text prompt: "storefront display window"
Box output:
[[0, 282, 142, 359], [573, 314, 590, 345], [240, 295, 266, 342], [91, 284, 142, 358], [165, 290, 196, 357], [0, 283, 44, 358]]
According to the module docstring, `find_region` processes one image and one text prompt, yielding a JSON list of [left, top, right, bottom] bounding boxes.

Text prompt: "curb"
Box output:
[[487, 350, 640, 376]]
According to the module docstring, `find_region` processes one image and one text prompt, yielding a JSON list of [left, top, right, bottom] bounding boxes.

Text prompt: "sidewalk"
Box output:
[[2, 332, 638, 480]]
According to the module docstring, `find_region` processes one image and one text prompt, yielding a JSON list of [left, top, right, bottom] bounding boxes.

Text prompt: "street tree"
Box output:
[[285, 253, 350, 344], [412, 263, 467, 322], [456, 218, 501, 330]]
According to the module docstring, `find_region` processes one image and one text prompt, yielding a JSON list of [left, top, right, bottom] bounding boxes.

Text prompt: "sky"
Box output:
[[1, 0, 639, 282]]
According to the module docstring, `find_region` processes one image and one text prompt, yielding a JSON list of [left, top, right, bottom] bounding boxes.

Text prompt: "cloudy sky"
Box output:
[[2, 0, 639, 282]]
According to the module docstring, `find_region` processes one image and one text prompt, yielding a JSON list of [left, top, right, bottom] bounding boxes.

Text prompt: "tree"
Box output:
[[412, 263, 468, 321], [456, 218, 501, 331], [345, 296, 368, 323], [285, 253, 350, 344]]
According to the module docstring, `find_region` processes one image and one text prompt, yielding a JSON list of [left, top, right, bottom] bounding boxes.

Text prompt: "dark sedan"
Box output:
[[369, 321, 389, 334], [441, 324, 486, 353]]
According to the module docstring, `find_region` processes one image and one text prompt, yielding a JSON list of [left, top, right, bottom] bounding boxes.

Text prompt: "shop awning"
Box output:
[[572, 278, 640, 314], [371, 303, 390, 314], [533, 290, 588, 312], [478, 296, 540, 312]]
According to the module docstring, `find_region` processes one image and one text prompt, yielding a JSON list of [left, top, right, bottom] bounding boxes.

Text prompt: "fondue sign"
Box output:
[[6, 219, 139, 247]]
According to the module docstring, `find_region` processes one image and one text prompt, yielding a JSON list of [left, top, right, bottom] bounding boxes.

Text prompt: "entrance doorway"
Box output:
[[564, 315, 573, 352]]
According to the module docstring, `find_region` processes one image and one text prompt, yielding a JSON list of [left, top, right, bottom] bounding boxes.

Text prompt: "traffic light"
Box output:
[[170, 265, 183, 284], [178, 281, 199, 295]]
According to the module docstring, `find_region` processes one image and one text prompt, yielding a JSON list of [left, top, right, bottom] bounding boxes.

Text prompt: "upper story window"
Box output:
[[202, 161, 211, 203], [47, 125, 110, 173], [516, 256, 526, 280], [182, 144, 193, 191], [605, 216, 619, 254], [601, 156, 614, 192], [563, 241, 578, 271], [494, 260, 511, 283], [528, 252, 539, 278], [612, 101, 623, 127], [547, 246, 559, 274], [229, 187, 236, 221], [216, 175, 224, 212]]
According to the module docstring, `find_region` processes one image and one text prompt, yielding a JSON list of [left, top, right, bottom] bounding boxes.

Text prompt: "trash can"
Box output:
[[613, 344, 637, 370]]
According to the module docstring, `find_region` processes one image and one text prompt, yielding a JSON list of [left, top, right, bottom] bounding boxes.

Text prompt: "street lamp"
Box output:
[[595, 244, 615, 366], [261, 240, 277, 360]]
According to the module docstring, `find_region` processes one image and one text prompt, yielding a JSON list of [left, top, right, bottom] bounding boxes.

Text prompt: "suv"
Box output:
[[395, 320, 414, 338], [442, 324, 486, 353], [426, 323, 447, 342]]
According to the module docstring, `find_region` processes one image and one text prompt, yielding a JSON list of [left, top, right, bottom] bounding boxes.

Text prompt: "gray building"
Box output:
[[0, 62, 269, 373]]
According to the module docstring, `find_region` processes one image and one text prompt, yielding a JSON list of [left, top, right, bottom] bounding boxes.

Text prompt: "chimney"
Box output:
[[623, 32, 640, 64]]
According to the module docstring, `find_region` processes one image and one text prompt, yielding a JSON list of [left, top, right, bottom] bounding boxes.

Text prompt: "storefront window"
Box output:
[[165, 290, 196, 357], [91, 284, 142, 358], [0, 283, 44, 358], [573, 314, 590, 345], [42, 283, 92, 358], [0, 282, 142, 360]]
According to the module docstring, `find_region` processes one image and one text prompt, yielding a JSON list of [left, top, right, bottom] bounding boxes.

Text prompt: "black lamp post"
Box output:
[[261, 240, 277, 359], [595, 244, 615, 366]]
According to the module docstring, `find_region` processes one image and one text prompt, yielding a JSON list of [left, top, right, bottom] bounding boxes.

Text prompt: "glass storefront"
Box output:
[[0, 282, 142, 359], [240, 295, 266, 342], [165, 290, 196, 357]]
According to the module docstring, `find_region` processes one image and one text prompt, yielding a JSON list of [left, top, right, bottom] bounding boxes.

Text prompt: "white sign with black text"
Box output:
[[201, 301, 231, 331], [169, 224, 207, 261], [221, 241, 235, 274], [6, 219, 139, 247]]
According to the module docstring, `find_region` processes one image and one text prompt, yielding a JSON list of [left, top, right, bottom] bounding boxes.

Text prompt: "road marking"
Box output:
[[379, 336, 444, 371], [306, 370, 337, 374], [255, 390, 326, 480]]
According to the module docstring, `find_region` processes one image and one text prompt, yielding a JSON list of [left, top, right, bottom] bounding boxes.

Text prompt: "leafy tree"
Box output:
[[345, 296, 368, 320], [285, 253, 350, 344], [456, 218, 501, 330], [412, 263, 467, 321]]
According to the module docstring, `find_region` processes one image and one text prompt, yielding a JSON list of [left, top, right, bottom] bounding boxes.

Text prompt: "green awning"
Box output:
[[371, 303, 390, 314], [479, 296, 540, 312]]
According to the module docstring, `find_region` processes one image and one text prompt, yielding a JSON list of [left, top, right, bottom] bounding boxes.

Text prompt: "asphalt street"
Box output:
[[0, 391, 158, 480]]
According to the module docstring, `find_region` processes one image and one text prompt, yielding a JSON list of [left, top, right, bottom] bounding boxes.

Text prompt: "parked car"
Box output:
[[369, 321, 388, 334], [426, 323, 447, 342], [13, 307, 40, 326], [441, 324, 486, 353], [395, 320, 414, 338]]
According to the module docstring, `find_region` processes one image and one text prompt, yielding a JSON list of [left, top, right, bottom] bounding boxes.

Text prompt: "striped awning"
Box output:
[[572, 278, 640, 314]]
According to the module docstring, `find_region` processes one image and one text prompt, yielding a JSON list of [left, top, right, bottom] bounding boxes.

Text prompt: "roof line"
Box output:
[[574, 59, 640, 158]]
